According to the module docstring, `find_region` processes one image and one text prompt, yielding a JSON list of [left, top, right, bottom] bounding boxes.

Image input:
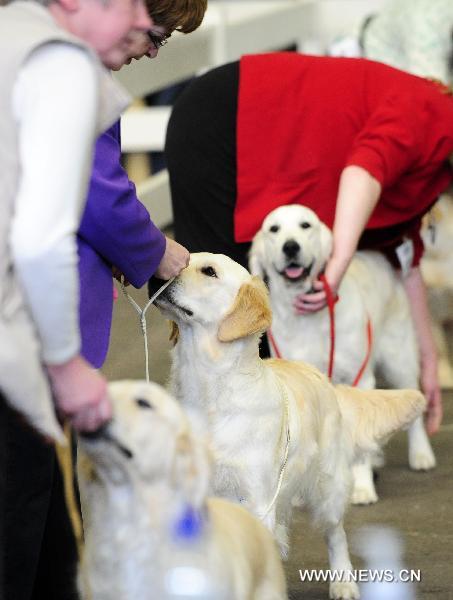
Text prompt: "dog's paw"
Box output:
[[329, 580, 360, 600], [350, 484, 378, 505], [409, 447, 436, 471]]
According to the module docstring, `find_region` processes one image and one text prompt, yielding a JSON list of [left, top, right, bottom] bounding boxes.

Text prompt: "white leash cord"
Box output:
[[261, 376, 291, 520], [119, 277, 175, 383], [120, 277, 289, 518]]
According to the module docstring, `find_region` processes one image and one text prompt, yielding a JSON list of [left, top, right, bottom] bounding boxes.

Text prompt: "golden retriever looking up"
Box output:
[[78, 380, 287, 600], [249, 204, 436, 505], [155, 252, 426, 600]]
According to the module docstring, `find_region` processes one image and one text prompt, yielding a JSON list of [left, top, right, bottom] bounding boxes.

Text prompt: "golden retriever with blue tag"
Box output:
[[78, 380, 287, 600]]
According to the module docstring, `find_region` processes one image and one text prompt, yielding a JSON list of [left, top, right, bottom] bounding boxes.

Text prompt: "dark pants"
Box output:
[[165, 61, 251, 268], [165, 61, 270, 358], [0, 395, 79, 600]]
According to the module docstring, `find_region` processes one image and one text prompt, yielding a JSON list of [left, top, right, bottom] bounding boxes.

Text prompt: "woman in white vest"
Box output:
[[0, 0, 151, 597]]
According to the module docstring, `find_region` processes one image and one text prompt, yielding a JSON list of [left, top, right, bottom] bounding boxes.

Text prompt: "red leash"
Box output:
[[267, 276, 373, 386], [267, 328, 282, 359], [352, 317, 373, 387]]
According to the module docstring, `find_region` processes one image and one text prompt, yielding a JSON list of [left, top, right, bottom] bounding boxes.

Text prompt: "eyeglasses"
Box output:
[[147, 30, 169, 50]]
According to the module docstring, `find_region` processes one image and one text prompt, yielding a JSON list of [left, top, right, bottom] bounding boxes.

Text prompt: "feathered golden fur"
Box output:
[[156, 252, 426, 600], [78, 380, 287, 600]]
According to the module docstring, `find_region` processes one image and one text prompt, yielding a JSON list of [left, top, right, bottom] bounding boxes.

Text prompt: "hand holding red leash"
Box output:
[[293, 260, 343, 314], [293, 278, 330, 314]]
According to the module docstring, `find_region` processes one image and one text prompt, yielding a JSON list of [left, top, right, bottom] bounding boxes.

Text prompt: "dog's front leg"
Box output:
[[324, 520, 360, 600]]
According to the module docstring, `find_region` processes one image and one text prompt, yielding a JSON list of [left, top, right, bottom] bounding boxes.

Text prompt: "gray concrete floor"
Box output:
[[102, 282, 453, 600]]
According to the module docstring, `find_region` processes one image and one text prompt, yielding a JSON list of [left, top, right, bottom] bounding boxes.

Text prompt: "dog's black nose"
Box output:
[[282, 240, 300, 259]]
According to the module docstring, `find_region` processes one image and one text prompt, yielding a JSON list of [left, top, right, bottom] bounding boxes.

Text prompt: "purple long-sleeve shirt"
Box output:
[[78, 120, 166, 367]]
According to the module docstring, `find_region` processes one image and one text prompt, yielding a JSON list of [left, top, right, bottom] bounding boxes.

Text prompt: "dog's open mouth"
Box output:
[[279, 260, 314, 283]]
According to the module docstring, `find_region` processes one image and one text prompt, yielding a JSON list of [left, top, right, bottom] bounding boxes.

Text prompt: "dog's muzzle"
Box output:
[[153, 285, 194, 317], [79, 423, 110, 441], [278, 258, 314, 283], [80, 425, 134, 460]]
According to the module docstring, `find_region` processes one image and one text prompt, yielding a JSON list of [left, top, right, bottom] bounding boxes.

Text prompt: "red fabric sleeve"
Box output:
[[345, 92, 421, 188]]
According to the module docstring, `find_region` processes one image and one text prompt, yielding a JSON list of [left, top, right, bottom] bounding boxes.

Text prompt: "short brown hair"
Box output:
[[147, 0, 207, 34]]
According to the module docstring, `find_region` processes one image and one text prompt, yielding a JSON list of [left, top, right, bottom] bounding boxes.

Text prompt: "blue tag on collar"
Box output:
[[173, 505, 203, 541]]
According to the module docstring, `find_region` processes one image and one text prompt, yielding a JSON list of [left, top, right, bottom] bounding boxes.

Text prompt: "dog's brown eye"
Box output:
[[201, 266, 217, 278], [269, 225, 280, 233], [300, 222, 311, 229], [136, 398, 154, 409]]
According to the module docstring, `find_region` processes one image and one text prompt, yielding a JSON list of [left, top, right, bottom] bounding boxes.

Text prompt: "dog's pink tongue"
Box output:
[[284, 266, 304, 279]]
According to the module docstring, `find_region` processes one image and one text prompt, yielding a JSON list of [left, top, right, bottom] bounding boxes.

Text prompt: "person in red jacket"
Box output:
[[166, 53, 453, 436]]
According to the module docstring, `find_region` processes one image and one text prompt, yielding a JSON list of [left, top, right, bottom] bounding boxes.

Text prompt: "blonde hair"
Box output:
[[147, 0, 207, 34]]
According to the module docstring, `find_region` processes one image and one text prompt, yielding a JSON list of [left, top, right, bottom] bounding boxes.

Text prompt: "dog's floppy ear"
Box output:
[[217, 276, 272, 343], [314, 221, 333, 276], [171, 432, 210, 508], [249, 230, 267, 279], [168, 320, 179, 346]]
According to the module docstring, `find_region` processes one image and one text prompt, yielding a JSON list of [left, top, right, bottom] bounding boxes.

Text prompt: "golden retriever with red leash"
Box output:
[[250, 204, 436, 505]]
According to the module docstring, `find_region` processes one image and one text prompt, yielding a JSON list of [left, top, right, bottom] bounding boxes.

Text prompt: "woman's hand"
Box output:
[[403, 266, 443, 435], [155, 237, 190, 280], [293, 255, 347, 314], [421, 350, 443, 435], [112, 266, 129, 286], [295, 166, 381, 314], [293, 279, 328, 314], [46, 355, 112, 432]]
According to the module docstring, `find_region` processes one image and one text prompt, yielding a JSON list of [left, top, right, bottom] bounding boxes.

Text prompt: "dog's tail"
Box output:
[[336, 385, 426, 453]]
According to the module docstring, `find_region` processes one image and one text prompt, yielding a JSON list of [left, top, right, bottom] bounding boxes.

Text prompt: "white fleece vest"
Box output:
[[0, 1, 129, 439]]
